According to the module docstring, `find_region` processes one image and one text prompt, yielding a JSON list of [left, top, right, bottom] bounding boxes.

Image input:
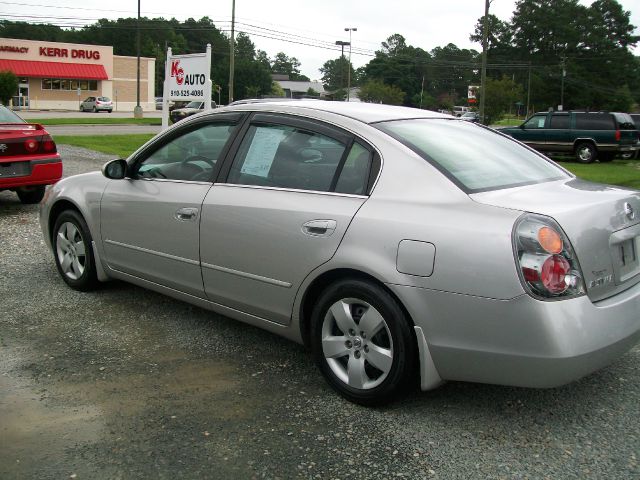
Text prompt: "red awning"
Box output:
[[0, 59, 108, 80]]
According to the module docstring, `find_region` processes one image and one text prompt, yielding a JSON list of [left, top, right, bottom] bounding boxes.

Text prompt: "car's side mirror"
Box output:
[[102, 159, 128, 179]]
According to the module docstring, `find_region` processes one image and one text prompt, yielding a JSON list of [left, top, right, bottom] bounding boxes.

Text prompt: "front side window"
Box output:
[[228, 124, 347, 192], [376, 119, 569, 192], [523, 115, 547, 129], [134, 122, 236, 182]]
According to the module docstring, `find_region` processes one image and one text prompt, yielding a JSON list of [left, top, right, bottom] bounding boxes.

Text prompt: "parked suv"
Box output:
[[499, 111, 638, 163]]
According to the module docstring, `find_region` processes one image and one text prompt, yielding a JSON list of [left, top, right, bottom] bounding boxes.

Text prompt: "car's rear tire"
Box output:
[[575, 142, 597, 163], [52, 210, 99, 291], [310, 279, 417, 406], [16, 185, 45, 204]]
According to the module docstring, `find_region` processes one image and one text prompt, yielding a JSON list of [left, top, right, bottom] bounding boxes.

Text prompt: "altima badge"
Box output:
[[624, 202, 635, 221]]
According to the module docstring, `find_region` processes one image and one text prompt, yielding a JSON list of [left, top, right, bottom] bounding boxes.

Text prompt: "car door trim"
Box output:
[[104, 239, 200, 266], [214, 182, 368, 199], [201, 261, 292, 288]]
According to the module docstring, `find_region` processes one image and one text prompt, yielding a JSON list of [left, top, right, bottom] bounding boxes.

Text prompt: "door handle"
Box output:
[[302, 219, 337, 237], [175, 207, 199, 221]]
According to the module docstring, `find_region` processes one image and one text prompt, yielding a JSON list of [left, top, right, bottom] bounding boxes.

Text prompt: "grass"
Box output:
[[53, 134, 640, 190], [492, 117, 525, 127], [32, 117, 162, 126], [557, 158, 640, 190], [55, 134, 154, 158]]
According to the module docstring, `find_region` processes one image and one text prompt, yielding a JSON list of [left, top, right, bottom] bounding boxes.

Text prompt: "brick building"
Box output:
[[0, 37, 155, 111]]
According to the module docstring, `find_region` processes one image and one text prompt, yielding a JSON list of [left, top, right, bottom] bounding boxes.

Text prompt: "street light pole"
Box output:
[[134, 0, 143, 118], [335, 40, 349, 97], [344, 27, 357, 102]]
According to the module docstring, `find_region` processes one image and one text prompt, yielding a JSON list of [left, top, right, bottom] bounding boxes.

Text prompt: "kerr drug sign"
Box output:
[[162, 44, 213, 129]]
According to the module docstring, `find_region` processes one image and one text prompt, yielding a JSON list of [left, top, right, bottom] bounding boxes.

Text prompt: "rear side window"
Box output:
[[335, 142, 372, 195], [228, 124, 347, 192], [376, 119, 568, 193], [575, 113, 614, 130], [549, 114, 570, 129]]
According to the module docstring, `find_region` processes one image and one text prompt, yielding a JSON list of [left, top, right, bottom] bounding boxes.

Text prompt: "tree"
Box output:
[[0, 71, 18, 106], [358, 80, 405, 105], [271, 52, 309, 81], [479, 75, 524, 125], [319, 56, 353, 91]]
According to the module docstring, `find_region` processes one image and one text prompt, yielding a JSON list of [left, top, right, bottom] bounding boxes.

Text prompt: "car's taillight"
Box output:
[[513, 214, 585, 300], [41, 134, 57, 153], [24, 138, 38, 153], [615, 129, 621, 141]]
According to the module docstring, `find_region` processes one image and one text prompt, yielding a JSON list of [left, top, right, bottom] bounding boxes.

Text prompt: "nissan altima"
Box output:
[[40, 101, 640, 405]]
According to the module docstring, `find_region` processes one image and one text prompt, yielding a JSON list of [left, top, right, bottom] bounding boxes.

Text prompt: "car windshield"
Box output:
[[185, 101, 202, 108], [461, 112, 476, 118], [0, 106, 25, 123], [376, 119, 569, 193]]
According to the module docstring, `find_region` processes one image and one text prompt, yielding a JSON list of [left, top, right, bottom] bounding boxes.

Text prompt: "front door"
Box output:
[[200, 114, 376, 324], [100, 118, 240, 297]]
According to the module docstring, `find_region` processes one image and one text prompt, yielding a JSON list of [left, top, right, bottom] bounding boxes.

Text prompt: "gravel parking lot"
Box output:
[[1, 145, 639, 479]]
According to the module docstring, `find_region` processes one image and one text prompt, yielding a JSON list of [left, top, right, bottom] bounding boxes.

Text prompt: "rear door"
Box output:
[[200, 113, 376, 324]]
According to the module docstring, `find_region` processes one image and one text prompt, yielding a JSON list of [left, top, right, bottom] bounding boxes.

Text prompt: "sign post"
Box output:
[[162, 44, 212, 130]]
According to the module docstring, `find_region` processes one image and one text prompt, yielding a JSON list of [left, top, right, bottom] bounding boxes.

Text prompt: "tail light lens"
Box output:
[[24, 138, 39, 153], [41, 134, 57, 153], [513, 214, 585, 300], [615, 129, 621, 141]]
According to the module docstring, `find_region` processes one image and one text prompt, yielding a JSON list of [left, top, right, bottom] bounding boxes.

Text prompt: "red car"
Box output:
[[0, 106, 61, 204]]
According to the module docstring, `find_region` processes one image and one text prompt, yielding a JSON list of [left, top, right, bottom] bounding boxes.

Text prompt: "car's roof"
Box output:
[[219, 100, 453, 124]]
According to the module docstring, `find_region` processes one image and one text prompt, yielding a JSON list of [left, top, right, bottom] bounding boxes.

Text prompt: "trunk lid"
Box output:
[[471, 178, 640, 301]]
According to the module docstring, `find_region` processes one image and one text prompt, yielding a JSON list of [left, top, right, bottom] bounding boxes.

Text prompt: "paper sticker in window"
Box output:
[[240, 127, 286, 178]]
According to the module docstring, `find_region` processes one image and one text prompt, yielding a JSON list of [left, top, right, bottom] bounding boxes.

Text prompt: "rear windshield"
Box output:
[[186, 101, 202, 108], [0, 106, 25, 123], [612, 112, 636, 130], [631, 114, 640, 126], [97, 97, 111, 102], [376, 119, 568, 193]]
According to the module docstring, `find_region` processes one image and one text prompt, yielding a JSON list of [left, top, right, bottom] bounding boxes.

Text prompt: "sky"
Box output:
[[1, 0, 638, 79]]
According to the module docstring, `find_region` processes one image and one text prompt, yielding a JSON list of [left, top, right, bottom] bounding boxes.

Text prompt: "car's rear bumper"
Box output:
[[0, 157, 62, 189], [390, 280, 640, 389]]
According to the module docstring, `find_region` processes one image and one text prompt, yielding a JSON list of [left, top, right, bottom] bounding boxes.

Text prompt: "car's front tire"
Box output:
[[52, 210, 98, 291], [16, 185, 45, 204], [310, 279, 418, 406]]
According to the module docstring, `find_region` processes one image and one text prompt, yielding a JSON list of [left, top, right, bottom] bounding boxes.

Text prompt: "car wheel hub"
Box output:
[[321, 298, 394, 390]]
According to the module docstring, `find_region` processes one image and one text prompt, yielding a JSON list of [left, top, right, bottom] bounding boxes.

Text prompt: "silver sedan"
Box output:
[[40, 101, 640, 405]]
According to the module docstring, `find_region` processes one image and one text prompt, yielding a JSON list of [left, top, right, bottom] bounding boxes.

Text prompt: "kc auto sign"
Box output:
[[161, 44, 212, 129]]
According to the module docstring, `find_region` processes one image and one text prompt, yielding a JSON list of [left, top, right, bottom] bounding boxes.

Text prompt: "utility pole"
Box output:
[[559, 55, 566, 111], [228, 0, 236, 104], [526, 62, 531, 117], [479, 0, 490, 124], [419, 75, 425, 109], [134, 0, 143, 118]]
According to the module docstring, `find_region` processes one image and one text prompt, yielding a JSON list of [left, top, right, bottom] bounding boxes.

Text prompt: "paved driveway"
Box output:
[[1, 146, 639, 479]]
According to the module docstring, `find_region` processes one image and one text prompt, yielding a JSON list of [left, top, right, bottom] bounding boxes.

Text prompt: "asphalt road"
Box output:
[[1, 147, 639, 479]]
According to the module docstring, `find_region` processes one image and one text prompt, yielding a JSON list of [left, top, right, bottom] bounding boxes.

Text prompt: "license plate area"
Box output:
[[610, 225, 640, 284], [0, 161, 30, 178]]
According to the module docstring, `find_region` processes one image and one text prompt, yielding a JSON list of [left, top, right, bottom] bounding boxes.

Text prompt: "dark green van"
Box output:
[[499, 111, 639, 163]]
